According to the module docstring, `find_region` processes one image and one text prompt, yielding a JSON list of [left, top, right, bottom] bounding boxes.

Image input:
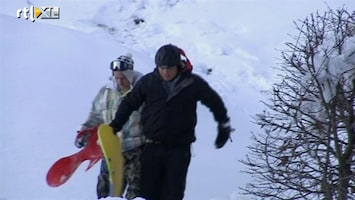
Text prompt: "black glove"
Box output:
[[74, 131, 91, 148], [215, 120, 232, 149], [109, 122, 121, 135]]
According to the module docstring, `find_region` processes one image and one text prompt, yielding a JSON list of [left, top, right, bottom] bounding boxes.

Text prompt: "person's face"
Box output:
[[158, 66, 179, 81], [113, 70, 130, 90]]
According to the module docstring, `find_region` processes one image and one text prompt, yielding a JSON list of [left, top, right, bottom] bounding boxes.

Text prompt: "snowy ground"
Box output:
[[1, 0, 354, 199]]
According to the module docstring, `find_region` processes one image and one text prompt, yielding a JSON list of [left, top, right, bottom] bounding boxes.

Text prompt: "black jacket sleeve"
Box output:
[[109, 76, 147, 131], [195, 75, 229, 124]]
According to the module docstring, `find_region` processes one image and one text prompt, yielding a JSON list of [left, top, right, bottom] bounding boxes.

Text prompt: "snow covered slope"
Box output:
[[1, 0, 354, 199]]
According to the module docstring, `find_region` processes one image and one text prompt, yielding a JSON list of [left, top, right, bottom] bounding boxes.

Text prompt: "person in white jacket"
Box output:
[[75, 53, 144, 199]]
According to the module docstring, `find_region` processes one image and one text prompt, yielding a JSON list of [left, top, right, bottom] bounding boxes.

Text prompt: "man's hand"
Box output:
[[74, 131, 91, 148], [109, 122, 121, 135], [215, 120, 233, 149]]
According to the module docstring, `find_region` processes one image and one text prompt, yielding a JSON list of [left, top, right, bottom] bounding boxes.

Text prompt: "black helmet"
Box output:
[[155, 44, 181, 68]]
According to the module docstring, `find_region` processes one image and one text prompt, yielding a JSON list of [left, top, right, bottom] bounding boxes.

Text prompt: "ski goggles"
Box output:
[[110, 60, 133, 71]]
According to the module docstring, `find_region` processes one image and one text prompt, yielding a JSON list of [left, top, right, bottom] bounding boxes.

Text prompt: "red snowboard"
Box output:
[[46, 126, 102, 187]]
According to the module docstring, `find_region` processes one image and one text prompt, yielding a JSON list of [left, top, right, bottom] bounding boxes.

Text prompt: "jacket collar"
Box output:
[[153, 68, 194, 101], [166, 76, 194, 101]]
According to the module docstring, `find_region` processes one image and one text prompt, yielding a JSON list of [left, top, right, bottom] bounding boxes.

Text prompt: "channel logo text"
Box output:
[[17, 6, 60, 22]]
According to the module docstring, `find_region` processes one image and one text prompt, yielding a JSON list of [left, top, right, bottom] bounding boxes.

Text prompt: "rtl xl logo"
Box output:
[[17, 6, 60, 22]]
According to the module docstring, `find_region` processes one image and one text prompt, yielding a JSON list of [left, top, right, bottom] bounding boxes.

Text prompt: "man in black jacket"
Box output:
[[110, 44, 232, 200]]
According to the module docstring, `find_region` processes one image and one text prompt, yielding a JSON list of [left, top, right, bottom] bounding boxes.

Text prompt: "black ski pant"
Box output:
[[140, 143, 191, 200]]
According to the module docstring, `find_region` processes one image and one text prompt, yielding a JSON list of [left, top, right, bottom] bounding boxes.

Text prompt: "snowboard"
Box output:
[[98, 124, 125, 197], [46, 126, 102, 187]]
